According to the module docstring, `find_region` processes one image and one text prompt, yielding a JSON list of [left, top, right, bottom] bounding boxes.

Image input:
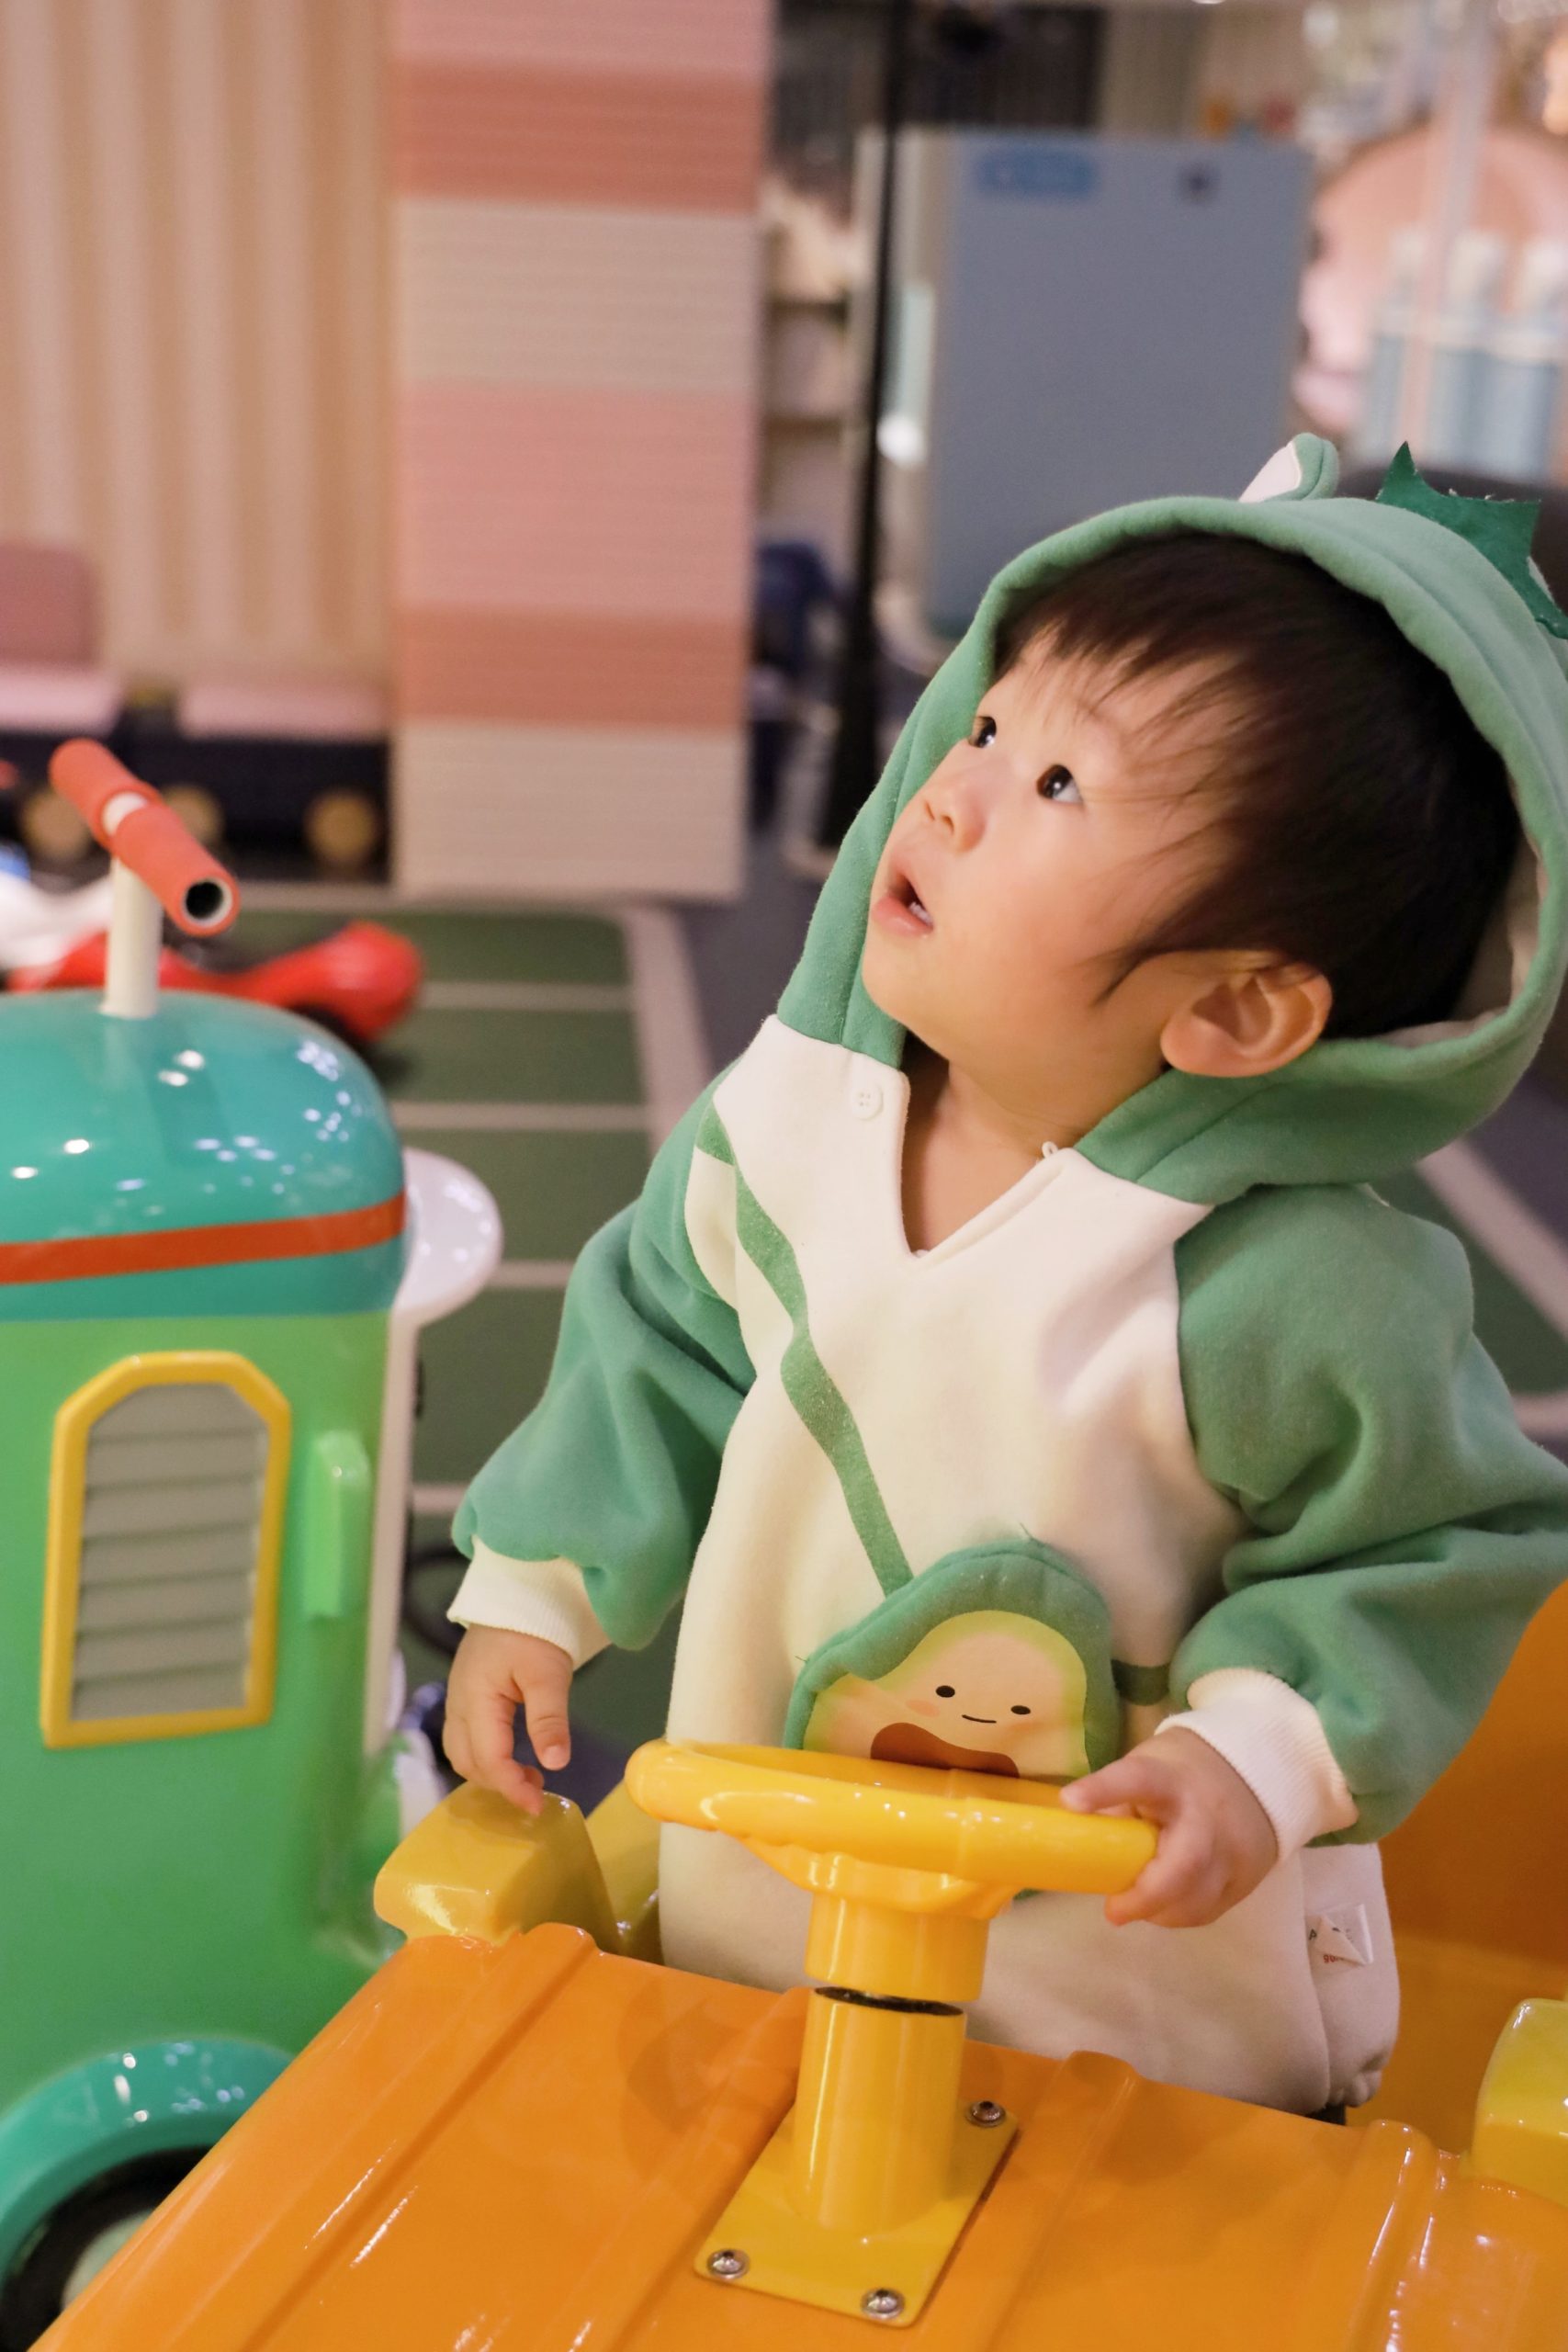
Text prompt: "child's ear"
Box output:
[[1160, 960, 1333, 1080]]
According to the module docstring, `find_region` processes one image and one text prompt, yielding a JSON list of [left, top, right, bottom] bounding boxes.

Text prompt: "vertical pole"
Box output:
[[1398, 0, 1499, 456], [103, 820, 164, 1020], [817, 0, 918, 851], [790, 1992, 966, 2235]]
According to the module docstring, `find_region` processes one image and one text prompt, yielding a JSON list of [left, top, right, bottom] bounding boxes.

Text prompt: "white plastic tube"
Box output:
[[102, 789, 163, 1020]]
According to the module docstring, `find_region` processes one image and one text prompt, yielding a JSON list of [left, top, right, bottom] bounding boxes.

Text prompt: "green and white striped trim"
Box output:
[[698, 1104, 910, 1595], [695, 1104, 1170, 1702]]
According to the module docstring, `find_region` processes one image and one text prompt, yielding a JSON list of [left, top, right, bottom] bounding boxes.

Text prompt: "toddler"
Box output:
[[443, 438, 1568, 2114]]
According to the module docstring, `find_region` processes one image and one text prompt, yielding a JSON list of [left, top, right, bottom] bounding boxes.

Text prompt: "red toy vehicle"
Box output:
[[6, 918, 423, 1050]]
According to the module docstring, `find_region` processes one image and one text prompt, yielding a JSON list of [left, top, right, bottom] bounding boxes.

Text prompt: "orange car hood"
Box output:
[[42, 1923, 1568, 2352]]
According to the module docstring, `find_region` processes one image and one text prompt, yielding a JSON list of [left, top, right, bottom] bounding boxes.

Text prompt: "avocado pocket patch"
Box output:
[[784, 1540, 1122, 1781]]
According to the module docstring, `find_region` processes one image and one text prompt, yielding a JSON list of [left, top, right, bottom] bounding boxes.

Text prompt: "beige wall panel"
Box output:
[[396, 721, 746, 900], [397, 199, 759, 397], [0, 0, 387, 684]]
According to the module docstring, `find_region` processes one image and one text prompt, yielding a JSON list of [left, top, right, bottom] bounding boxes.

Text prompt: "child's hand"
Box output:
[[444, 1627, 574, 1816], [1059, 1728, 1278, 1928]]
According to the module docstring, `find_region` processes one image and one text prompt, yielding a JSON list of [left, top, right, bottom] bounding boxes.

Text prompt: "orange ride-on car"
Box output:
[[35, 1581, 1568, 2351]]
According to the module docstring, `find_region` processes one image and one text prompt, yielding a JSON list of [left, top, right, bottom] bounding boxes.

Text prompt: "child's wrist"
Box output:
[[1156, 1668, 1358, 1857], [448, 1544, 608, 1668]]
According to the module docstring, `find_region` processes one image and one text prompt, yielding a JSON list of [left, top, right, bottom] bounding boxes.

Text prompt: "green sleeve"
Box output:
[[452, 1083, 752, 1650], [1173, 1182, 1568, 1841]]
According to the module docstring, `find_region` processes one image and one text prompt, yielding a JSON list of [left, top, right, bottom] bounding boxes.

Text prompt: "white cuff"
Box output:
[[447, 1542, 610, 1670], [1156, 1668, 1358, 1858]]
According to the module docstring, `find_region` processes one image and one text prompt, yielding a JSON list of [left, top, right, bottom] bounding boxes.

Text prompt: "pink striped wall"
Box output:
[[389, 0, 765, 899], [399, 385, 751, 616], [400, 612, 747, 729], [395, 0, 770, 81], [391, 64, 761, 212]]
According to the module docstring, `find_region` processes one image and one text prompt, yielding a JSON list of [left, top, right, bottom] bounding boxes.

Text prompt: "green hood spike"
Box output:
[[778, 433, 1568, 1205], [1376, 444, 1568, 640]]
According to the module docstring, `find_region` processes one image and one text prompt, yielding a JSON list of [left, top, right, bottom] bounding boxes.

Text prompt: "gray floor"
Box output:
[[1475, 1073, 1568, 1232], [677, 827, 824, 1071]]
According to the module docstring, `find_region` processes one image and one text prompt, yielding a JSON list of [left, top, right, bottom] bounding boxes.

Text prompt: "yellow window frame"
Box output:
[[40, 1350, 291, 1749]]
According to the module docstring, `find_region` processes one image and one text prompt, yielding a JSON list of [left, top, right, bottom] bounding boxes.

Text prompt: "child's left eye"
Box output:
[[1038, 764, 1081, 804]]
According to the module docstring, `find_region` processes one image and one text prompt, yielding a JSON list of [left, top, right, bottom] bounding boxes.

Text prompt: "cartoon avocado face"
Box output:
[[801, 1609, 1091, 1781]]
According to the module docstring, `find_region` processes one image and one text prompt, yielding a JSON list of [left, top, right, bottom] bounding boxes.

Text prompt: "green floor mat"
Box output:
[[380, 1006, 641, 1104], [416, 1288, 566, 1488], [406, 1127, 649, 1260]]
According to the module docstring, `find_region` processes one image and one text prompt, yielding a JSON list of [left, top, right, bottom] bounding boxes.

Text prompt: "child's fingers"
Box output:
[[468, 1686, 548, 1814], [519, 1661, 572, 1772], [486, 1751, 547, 1815], [1105, 1814, 1222, 1928], [442, 1710, 474, 1784], [1062, 1751, 1173, 1822], [446, 1702, 542, 1813], [500, 1762, 548, 1815]]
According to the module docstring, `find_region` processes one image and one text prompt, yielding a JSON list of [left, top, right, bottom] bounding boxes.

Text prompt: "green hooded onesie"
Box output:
[[451, 435, 1568, 2115]]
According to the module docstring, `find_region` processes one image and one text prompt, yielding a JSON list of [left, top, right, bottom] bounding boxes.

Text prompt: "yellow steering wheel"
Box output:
[[626, 1739, 1156, 2004], [628, 1743, 1162, 2283]]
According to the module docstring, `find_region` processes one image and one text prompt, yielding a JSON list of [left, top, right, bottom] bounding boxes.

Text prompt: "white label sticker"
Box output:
[[1306, 1904, 1372, 1973]]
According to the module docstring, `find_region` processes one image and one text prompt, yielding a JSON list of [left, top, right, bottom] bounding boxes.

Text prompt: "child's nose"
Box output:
[[924, 761, 987, 848]]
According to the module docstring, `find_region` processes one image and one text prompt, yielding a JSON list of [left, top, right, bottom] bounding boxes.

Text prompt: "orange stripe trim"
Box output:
[[390, 62, 762, 212], [0, 1193, 406, 1286]]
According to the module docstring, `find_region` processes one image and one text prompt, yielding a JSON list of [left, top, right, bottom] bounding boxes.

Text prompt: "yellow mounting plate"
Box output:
[[696, 2098, 1017, 2327]]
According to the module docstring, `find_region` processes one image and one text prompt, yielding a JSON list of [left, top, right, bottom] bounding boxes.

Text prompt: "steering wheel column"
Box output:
[[626, 1739, 1155, 2326]]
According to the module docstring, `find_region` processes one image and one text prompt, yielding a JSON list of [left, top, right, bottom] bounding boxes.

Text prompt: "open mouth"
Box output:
[[887, 860, 933, 928]]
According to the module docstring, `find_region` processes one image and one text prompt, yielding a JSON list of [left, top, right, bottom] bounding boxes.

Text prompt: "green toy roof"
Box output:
[[0, 991, 406, 1319]]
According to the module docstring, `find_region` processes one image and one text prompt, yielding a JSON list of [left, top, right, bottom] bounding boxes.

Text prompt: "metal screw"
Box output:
[[706, 2249, 749, 2281], [863, 2288, 906, 2320], [967, 2098, 1007, 2129]]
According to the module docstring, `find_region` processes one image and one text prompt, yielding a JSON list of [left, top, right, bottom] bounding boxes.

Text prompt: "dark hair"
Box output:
[[996, 529, 1520, 1038]]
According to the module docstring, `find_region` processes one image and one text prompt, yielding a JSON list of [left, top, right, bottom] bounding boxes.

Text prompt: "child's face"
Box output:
[[862, 645, 1233, 1126]]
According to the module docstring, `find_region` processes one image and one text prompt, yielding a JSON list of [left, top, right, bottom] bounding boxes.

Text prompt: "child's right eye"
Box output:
[[969, 714, 997, 749]]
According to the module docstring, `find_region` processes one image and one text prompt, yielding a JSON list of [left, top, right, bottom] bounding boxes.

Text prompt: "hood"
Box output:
[[777, 435, 1568, 1203]]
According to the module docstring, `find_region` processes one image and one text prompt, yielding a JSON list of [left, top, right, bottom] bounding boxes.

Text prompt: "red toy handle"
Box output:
[[49, 739, 238, 937]]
